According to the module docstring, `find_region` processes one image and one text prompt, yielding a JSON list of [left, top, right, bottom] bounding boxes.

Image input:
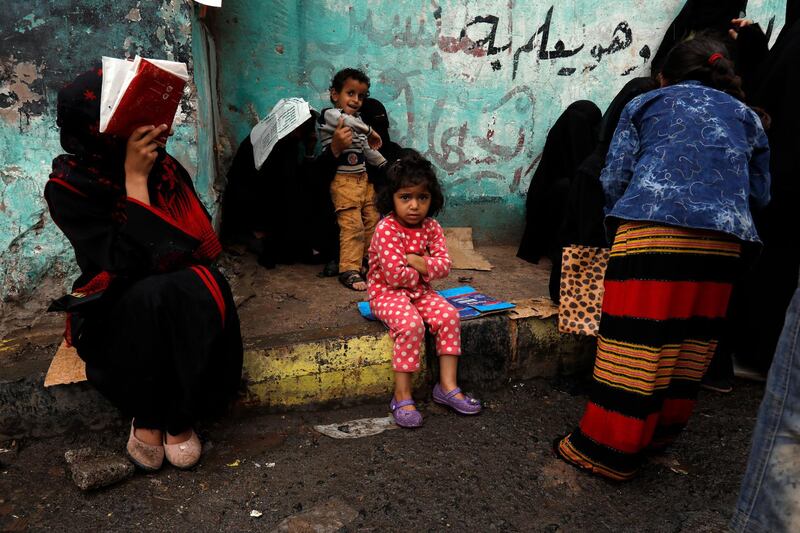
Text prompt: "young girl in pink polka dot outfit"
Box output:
[[367, 150, 482, 428]]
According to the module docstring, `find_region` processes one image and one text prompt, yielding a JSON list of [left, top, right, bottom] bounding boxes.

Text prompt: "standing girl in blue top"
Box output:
[[555, 36, 770, 481]]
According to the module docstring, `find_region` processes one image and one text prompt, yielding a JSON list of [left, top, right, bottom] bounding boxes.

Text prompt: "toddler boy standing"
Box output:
[[318, 68, 386, 291]]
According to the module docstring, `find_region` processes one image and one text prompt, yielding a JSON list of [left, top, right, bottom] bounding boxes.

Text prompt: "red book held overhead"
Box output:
[[100, 56, 189, 144]]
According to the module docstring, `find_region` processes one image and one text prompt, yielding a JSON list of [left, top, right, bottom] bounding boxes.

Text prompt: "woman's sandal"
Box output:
[[339, 270, 366, 291], [163, 430, 202, 470], [126, 421, 164, 472], [390, 397, 424, 428]]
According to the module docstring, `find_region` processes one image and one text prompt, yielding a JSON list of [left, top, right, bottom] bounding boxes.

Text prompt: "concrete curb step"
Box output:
[[0, 314, 595, 440]]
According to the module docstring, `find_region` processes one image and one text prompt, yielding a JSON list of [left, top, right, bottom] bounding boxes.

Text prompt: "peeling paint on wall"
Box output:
[[207, 0, 785, 242], [0, 1, 204, 321], [0, 60, 46, 129]]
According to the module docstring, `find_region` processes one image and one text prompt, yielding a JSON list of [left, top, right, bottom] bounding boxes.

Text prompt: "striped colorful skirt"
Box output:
[[555, 221, 742, 481]]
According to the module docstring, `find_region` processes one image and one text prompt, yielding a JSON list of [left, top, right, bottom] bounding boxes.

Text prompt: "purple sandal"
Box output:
[[390, 397, 423, 428], [432, 384, 482, 415]]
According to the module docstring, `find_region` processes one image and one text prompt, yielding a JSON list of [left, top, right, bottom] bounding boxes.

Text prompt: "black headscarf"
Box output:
[[651, 0, 746, 74], [360, 97, 403, 162], [778, 0, 800, 49], [517, 100, 602, 263], [55, 65, 127, 168]]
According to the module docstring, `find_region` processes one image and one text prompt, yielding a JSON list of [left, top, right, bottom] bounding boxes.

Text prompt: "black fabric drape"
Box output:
[[46, 68, 242, 432], [360, 97, 403, 165], [352, 97, 402, 195], [546, 78, 658, 301], [721, 13, 800, 373], [221, 130, 337, 265], [518, 101, 602, 264], [651, 0, 746, 74]]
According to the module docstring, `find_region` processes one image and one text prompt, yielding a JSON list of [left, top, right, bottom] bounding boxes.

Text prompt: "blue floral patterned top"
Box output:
[[600, 81, 771, 243]]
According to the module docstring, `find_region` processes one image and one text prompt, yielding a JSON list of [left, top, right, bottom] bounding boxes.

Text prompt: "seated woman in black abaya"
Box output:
[[221, 115, 339, 269], [46, 67, 243, 472], [222, 96, 404, 273]]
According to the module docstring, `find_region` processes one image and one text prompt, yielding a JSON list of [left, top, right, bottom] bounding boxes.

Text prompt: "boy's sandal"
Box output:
[[339, 270, 366, 291], [390, 397, 423, 428], [432, 384, 482, 415]]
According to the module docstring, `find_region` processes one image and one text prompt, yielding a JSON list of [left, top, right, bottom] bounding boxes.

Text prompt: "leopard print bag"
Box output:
[[558, 245, 609, 336]]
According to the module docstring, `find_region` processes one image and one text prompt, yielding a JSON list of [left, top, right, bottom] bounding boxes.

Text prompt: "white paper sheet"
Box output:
[[250, 98, 315, 170]]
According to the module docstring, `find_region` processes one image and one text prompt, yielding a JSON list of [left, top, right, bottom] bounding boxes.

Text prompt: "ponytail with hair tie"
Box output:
[[660, 36, 771, 129]]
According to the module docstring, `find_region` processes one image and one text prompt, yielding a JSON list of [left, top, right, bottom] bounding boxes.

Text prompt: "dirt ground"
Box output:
[[221, 244, 551, 340], [0, 376, 763, 532]]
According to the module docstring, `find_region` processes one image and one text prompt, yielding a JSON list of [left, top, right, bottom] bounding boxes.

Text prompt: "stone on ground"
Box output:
[[64, 447, 134, 491]]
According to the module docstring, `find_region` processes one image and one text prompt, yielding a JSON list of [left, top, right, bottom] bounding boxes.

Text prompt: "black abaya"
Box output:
[[222, 130, 337, 266], [546, 78, 658, 301], [651, 0, 746, 74], [517, 101, 602, 264], [46, 68, 242, 433], [725, 12, 800, 372]]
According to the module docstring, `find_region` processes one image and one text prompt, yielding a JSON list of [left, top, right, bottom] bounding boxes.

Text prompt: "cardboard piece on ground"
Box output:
[[508, 297, 559, 320], [44, 341, 87, 387], [250, 98, 315, 170], [314, 417, 398, 439], [443, 227, 493, 271]]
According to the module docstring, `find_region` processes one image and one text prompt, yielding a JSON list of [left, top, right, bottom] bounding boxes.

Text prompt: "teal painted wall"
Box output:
[[208, 0, 785, 243], [0, 0, 788, 318], [0, 1, 206, 324]]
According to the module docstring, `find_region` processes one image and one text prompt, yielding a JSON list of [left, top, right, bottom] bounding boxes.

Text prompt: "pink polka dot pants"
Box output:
[[371, 290, 462, 372]]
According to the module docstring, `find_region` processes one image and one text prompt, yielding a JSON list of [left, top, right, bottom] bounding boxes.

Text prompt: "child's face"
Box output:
[[393, 184, 431, 228], [330, 78, 369, 115]]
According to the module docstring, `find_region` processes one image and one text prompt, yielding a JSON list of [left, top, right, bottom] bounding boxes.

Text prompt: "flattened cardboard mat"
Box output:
[[44, 341, 87, 387], [443, 227, 493, 271]]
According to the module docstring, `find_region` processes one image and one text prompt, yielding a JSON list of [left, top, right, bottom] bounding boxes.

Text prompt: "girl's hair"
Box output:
[[660, 35, 771, 128], [661, 35, 744, 99], [376, 149, 444, 217], [329, 68, 370, 99]]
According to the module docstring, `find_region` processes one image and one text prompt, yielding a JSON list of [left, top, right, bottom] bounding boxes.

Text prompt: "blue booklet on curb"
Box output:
[[357, 286, 515, 322]]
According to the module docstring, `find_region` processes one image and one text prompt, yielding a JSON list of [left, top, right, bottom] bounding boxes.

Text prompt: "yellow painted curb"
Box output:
[[243, 330, 426, 408]]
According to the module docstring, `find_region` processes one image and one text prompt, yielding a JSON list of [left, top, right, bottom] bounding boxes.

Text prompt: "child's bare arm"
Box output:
[[367, 129, 382, 150], [420, 221, 451, 282], [405, 253, 428, 276]]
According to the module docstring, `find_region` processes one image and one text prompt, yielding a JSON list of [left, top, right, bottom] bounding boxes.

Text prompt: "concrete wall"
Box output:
[[207, 0, 785, 243], [0, 1, 203, 324]]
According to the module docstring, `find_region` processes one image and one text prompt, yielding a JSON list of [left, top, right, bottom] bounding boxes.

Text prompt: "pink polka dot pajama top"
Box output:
[[367, 214, 461, 372]]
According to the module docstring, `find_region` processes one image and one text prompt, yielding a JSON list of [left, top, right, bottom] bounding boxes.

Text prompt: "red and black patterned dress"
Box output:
[[45, 67, 242, 434]]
